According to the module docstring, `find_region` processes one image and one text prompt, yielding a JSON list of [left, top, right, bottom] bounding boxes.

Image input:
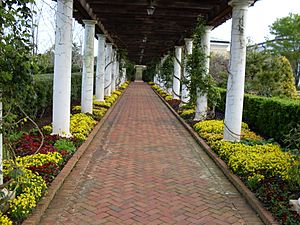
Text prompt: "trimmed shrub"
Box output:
[[17, 73, 82, 119], [180, 109, 195, 120], [216, 89, 300, 145]]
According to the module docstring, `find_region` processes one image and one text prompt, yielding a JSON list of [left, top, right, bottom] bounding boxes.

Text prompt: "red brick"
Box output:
[[39, 83, 263, 225]]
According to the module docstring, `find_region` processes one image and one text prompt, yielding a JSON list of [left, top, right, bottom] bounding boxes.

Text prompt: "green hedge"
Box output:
[[216, 88, 300, 143], [23, 73, 82, 118]]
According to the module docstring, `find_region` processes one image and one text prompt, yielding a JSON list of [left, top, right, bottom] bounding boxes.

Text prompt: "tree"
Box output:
[[267, 13, 300, 87], [209, 53, 229, 89], [245, 49, 298, 98], [72, 42, 82, 72], [0, 0, 36, 184]]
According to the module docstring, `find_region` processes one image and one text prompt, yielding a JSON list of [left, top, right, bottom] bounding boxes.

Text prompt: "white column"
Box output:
[[52, 0, 73, 136], [111, 49, 116, 92], [120, 59, 126, 85], [122, 68, 127, 84], [172, 46, 182, 99], [95, 34, 105, 102], [81, 20, 96, 114], [223, 0, 254, 141], [105, 43, 113, 96], [116, 60, 120, 88], [181, 38, 193, 104], [194, 27, 211, 120], [135, 65, 144, 81]]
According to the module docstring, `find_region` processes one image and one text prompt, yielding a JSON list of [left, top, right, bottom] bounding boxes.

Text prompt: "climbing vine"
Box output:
[[159, 53, 173, 89], [143, 59, 159, 82], [185, 19, 220, 107]]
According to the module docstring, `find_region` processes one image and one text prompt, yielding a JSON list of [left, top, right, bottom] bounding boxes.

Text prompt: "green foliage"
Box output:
[[179, 109, 195, 120], [34, 46, 54, 74], [212, 49, 298, 98], [209, 53, 229, 89], [20, 73, 81, 119], [283, 124, 300, 151], [54, 139, 76, 154], [267, 13, 300, 87], [193, 119, 300, 223], [143, 60, 159, 82], [0, 0, 37, 114], [186, 19, 220, 108], [124, 59, 135, 81], [3, 161, 47, 221], [71, 43, 83, 73], [159, 54, 173, 89], [216, 89, 300, 146], [246, 50, 298, 98]]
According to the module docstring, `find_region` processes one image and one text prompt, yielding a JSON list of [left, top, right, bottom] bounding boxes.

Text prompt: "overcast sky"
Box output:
[[211, 0, 300, 43], [36, 0, 300, 53]]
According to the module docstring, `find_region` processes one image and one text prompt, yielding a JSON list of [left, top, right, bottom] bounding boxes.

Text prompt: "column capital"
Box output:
[[205, 26, 213, 32], [96, 33, 106, 39], [82, 19, 97, 26], [174, 46, 183, 49], [184, 38, 193, 43], [229, 0, 254, 8]]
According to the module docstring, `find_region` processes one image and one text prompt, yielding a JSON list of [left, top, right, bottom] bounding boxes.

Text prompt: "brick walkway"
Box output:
[[40, 83, 263, 225]]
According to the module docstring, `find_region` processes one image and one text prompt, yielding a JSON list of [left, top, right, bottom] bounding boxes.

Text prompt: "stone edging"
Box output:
[[153, 89, 279, 225], [22, 86, 128, 225]]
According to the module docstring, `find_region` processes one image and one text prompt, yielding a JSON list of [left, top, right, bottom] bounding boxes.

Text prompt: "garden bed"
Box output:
[[0, 82, 130, 225], [150, 82, 300, 225]]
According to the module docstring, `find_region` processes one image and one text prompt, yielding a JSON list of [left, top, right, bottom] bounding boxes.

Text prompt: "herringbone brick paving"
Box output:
[[40, 83, 263, 225]]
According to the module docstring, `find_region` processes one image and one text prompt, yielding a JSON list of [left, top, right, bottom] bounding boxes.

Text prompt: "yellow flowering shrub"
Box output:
[[165, 95, 173, 101], [2, 163, 47, 220], [0, 213, 12, 225], [151, 85, 160, 90], [70, 113, 97, 141], [228, 144, 291, 180], [105, 95, 117, 105], [93, 100, 112, 108], [72, 105, 81, 112], [16, 152, 63, 168], [160, 92, 167, 97], [180, 109, 195, 117], [119, 82, 129, 90], [112, 90, 122, 96], [93, 108, 107, 119], [158, 89, 166, 95], [193, 119, 292, 183], [211, 141, 291, 180], [9, 192, 37, 220], [72, 106, 107, 120], [194, 120, 262, 143], [41, 125, 52, 134]]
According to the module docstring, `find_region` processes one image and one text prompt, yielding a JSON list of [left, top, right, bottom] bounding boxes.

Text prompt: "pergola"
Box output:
[[73, 0, 237, 64], [52, 0, 257, 142]]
